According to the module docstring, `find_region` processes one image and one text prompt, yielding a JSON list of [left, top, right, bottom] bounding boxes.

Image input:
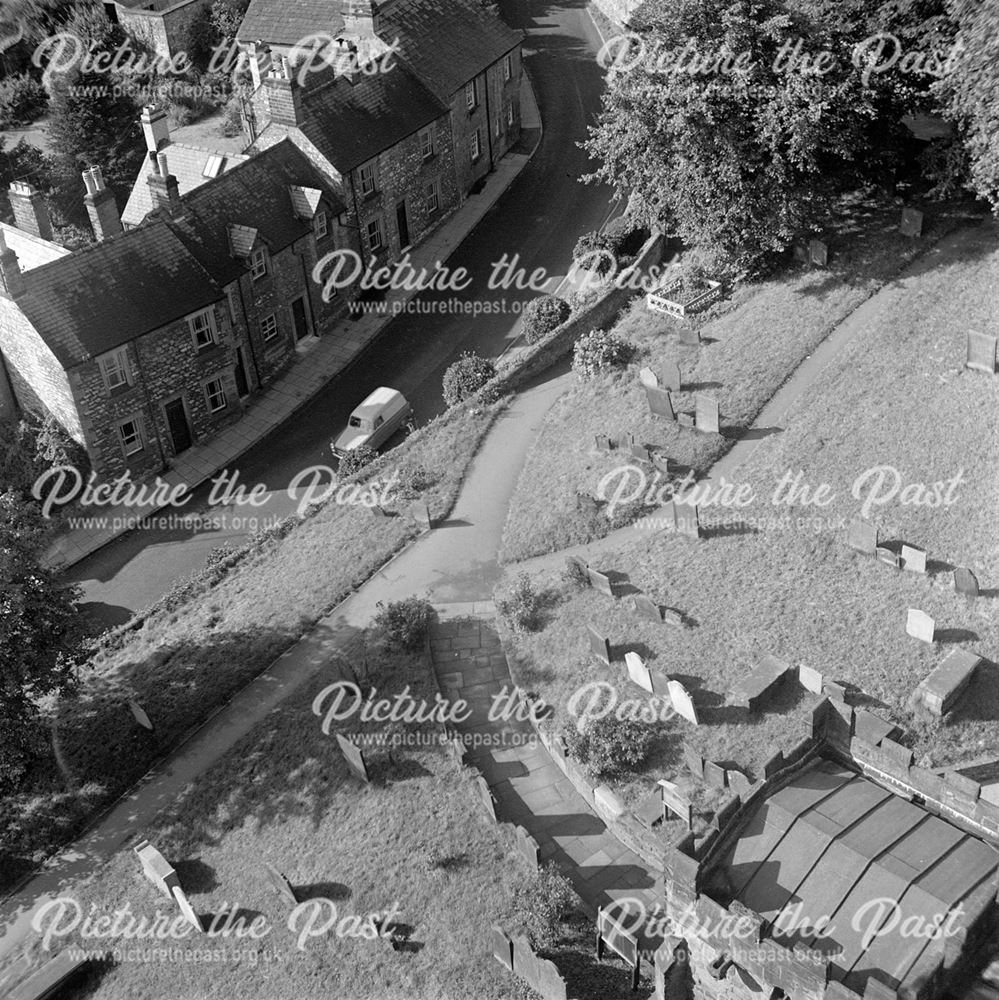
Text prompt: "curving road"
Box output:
[[63, 0, 617, 626]]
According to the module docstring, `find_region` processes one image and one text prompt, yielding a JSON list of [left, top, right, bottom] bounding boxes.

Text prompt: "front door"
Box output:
[[396, 200, 410, 250], [234, 348, 250, 398], [164, 397, 192, 454], [291, 297, 311, 341]]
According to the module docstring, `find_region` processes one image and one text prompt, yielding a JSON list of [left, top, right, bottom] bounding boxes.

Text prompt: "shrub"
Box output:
[[510, 865, 577, 951], [338, 444, 376, 477], [33, 414, 90, 475], [0, 73, 47, 128], [572, 329, 632, 381], [561, 557, 589, 590], [497, 572, 547, 633], [442, 352, 496, 406], [572, 229, 614, 276], [603, 215, 650, 259], [521, 294, 571, 344], [206, 543, 239, 569], [565, 716, 657, 778], [374, 597, 434, 651]]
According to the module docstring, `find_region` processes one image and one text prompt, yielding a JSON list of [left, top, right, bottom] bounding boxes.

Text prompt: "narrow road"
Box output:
[[62, 0, 616, 624]]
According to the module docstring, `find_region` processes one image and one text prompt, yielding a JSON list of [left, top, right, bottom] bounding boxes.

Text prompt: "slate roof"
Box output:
[[289, 185, 324, 217], [0, 222, 70, 271], [716, 758, 999, 995], [122, 143, 249, 228], [294, 63, 447, 172], [238, 0, 345, 47], [15, 222, 222, 369], [378, 0, 524, 101]]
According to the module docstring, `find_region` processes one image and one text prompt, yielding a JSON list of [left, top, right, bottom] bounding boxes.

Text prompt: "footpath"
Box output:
[[40, 74, 543, 572]]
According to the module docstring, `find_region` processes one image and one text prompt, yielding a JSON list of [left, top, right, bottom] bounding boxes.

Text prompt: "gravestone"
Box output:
[[597, 904, 642, 989], [675, 504, 700, 540], [447, 735, 467, 766], [645, 385, 676, 421], [679, 326, 701, 347], [369, 504, 387, 518], [876, 546, 901, 570], [639, 367, 660, 388], [730, 655, 791, 712], [625, 651, 654, 693], [492, 925, 514, 970], [966, 331, 998, 374], [128, 699, 153, 731], [515, 825, 540, 870], [824, 679, 849, 702], [695, 394, 720, 434], [172, 886, 205, 933], [668, 680, 699, 724], [410, 500, 432, 529], [799, 664, 823, 694], [703, 760, 726, 788], [901, 545, 927, 574], [634, 787, 665, 828], [911, 648, 982, 716], [614, 432, 634, 450], [906, 609, 936, 644], [631, 442, 653, 465], [474, 774, 497, 822], [587, 625, 611, 664], [846, 517, 879, 555], [684, 745, 704, 779], [594, 434, 612, 452], [900, 207, 924, 237], [677, 411, 696, 428], [263, 863, 298, 906], [954, 567, 980, 598], [587, 567, 614, 598], [727, 769, 751, 794], [665, 362, 682, 393], [662, 608, 684, 628], [334, 733, 370, 782], [653, 452, 671, 474], [658, 779, 693, 827], [809, 239, 828, 267], [134, 840, 179, 899], [634, 593, 663, 624]]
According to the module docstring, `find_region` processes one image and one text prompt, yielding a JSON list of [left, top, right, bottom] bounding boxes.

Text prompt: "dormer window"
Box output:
[[188, 307, 218, 350], [250, 247, 268, 280], [314, 211, 328, 239]]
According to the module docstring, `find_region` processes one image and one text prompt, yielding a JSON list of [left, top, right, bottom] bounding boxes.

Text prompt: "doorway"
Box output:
[[234, 348, 250, 399], [396, 200, 410, 250], [163, 397, 192, 454], [291, 296, 312, 341]]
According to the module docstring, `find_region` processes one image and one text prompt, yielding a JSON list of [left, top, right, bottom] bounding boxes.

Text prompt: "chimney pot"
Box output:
[[157, 152, 169, 176]]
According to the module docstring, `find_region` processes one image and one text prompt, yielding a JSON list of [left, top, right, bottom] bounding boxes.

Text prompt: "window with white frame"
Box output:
[[314, 211, 328, 239], [188, 308, 217, 350], [249, 247, 268, 281], [204, 377, 227, 413], [99, 347, 131, 391], [425, 180, 440, 214], [261, 313, 279, 341], [359, 163, 376, 196], [504, 54, 512, 81], [471, 128, 482, 161], [465, 79, 476, 110], [118, 416, 143, 456], [419, 127, 434, 159], [366, 217, 383, 253]]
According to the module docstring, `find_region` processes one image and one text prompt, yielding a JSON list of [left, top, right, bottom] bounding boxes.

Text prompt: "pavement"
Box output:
[[41, 73, 543, 573]]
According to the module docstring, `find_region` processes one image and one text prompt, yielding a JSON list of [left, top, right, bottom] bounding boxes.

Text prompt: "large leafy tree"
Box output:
[[0, 489, 83, 789], [586, 0, 882, 275]]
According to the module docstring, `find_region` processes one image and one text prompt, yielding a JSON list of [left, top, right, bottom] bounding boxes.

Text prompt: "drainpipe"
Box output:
[[482, 70, 495, 171]]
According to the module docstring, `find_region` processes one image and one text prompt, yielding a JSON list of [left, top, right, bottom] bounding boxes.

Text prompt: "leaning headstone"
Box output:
[[639, 367, 660, 388], [172, 886, 205, 933], [966, 331, 998, 374], [911, 648, 982, 716], [799, 664, 823, 694], [128, 699, 153, 731], [906, 609, 936, 644], [658, 779, 693, 827], [625, 651, 654, 694], [900, 207, 923, 237], [369, 504, 387, 518], [134, 840, 179, 899], [263, 863, 298, 906], [668, 680, 699, 724], [954, 567, 980, 598], [335, 733, 370, 782], [595, 434, 612, 452], [661, 609, 684, 628], [597, 904, 643, 989], [727, 770, 752, 794], [703, 760, 726, 788], [675, 503, 700, 540], [409, 500, 432, 529], [634, 593, 663, 624], [846, 517, 878, 555], [474, 774, 497, 822], [877, 546, 900, 570], [652, 452, 671, 475], [677, 411, 696, 428], [587, 567, 614, 598], [645, 385, 676, 421], [492, 925, 514, 970], [809, 239, 828, 267], [587, 624, 611, 664], [515, 826, 540, 870], [695, 394, 720, 434], [684, 745, 704, 779], [630, 442, 653, 465], [901, 545, 927, 574], [664, 362, 682, 393]]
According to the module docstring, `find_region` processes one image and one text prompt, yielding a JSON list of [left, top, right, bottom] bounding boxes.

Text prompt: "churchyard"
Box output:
[[501, 196, 977, 562], [498, 216, 999, 813]]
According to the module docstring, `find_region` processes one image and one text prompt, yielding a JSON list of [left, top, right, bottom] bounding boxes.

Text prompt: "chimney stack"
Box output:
[[148, 152, 182, 217], [341, 0, 378, 37], [248, 40, 272, 91], [8, 182, 53, 241], [263, 57, 304, 126], [83, 166, 123, 241], [0, 229, 25, 298], [140, 104, 170, 154]]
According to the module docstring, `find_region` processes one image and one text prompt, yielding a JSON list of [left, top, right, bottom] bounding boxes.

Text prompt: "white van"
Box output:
[[332, 386, 412, 458]]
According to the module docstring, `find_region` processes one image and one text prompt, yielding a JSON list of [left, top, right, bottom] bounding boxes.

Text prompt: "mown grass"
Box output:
[[500, 196, 978, 563], [500, 217, 999, 807], [1, 400, 504, 895]]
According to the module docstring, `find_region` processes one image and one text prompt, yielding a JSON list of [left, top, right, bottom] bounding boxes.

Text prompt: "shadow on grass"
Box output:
[[949, 660, 999, 723], [174, 858, 220, 894], [935, 627, 980, 644], [294, 880, 351, 902]]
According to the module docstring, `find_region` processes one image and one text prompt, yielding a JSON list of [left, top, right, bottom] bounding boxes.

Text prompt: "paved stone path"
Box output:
[[429, 604, 662, 930]]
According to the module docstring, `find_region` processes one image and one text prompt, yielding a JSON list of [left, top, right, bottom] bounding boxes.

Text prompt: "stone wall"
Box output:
[[116, 0, 211, 60]]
